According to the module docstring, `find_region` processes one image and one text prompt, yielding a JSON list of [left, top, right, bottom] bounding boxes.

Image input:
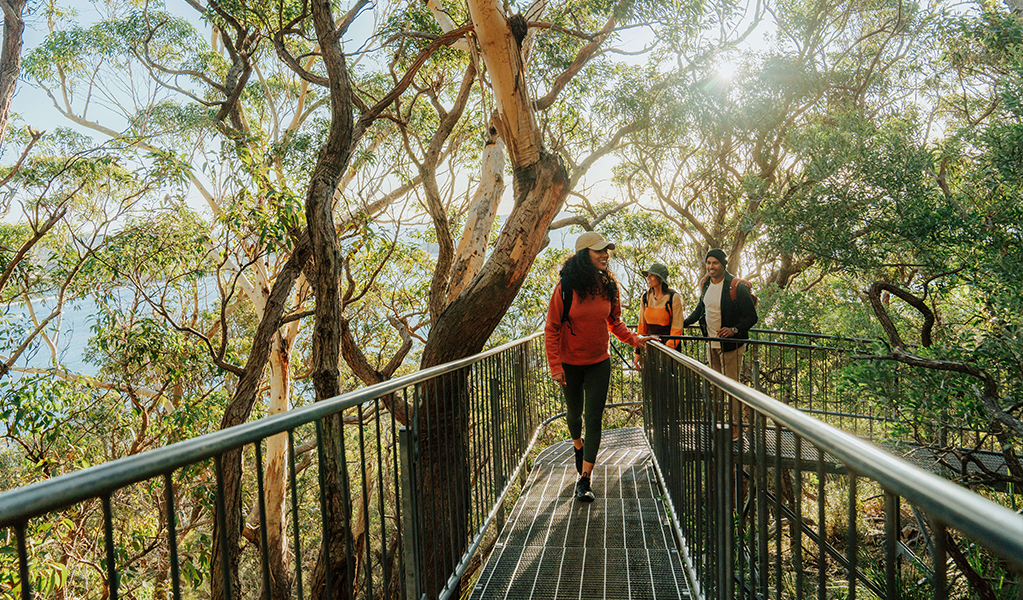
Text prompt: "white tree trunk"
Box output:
[[447, 131, 506, 302], [465, 0, 542, 168]]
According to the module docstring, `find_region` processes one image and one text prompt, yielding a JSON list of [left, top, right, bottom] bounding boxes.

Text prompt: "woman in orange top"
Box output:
[[544, 231, 653, 502], [637, 262, 685, 351]]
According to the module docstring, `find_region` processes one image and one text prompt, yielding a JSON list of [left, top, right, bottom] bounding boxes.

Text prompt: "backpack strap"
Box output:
[[560, 279, 572, 321], [729, 278, 749, 302], [559, 279, 575, 336], [643, 289, 676, 320]]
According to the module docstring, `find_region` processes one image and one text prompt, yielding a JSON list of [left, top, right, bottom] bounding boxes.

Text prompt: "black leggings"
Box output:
[[562, 358, 611, 464]]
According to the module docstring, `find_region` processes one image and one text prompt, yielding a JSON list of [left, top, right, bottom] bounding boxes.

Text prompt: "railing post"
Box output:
[[398, 426, 421, 600], [491, 376, 506, 532], [751, 344, 761, 392], [513, 350, 528, 487], [715, 423, 734, 600], [723, 422, 734, 600]]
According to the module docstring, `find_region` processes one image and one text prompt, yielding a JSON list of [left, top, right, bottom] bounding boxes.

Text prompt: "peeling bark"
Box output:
[[263, 334, 293, 600], [447, 128, 506, 302], [0, 0, 26, 151], [465, 0, 541, 167]]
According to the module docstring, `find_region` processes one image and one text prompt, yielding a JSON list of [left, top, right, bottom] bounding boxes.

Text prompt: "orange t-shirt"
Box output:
[[544, 282, 640, 376]]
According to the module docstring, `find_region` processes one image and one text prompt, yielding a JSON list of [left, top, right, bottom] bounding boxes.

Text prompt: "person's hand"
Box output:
[[634, 353, 642, 370], [716, 327, 735, 338], [553, 371, 567, 387], [634, 334, 657, 348]]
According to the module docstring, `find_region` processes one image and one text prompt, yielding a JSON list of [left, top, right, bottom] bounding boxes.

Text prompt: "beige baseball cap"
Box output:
[[575, 231, 616, 252]]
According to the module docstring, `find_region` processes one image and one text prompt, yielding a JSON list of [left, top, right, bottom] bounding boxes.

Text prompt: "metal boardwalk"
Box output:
[[469, 428, 691, 600]]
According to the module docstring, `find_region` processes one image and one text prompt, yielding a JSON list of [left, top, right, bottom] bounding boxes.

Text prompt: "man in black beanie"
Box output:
[[683, 248, 759, 439]]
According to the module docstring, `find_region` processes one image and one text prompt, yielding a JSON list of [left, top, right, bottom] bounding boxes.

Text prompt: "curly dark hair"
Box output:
[[560, 248, 618, 302]]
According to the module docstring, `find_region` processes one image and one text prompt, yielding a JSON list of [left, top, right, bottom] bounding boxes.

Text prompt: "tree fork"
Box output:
[[421, 151, 567, 367]]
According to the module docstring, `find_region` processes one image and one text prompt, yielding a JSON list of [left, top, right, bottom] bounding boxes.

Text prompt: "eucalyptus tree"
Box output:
[[0, 130, 177, 380], [757, 0, 1023, 498], [616, 0, 946, 291], [0, 131, 208, 599]]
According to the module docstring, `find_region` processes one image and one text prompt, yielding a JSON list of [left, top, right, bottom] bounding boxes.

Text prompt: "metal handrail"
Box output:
[[659, 342, 1023, 567], [680, 323, 878, 344], [654, 334, 852, 353], [1, 333, 560, 600], [0, 332, 544, 526], [644, 339, 1023, 600]]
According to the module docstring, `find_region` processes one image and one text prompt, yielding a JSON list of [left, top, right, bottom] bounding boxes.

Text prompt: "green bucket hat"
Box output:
[[641, 263, 670, 283]]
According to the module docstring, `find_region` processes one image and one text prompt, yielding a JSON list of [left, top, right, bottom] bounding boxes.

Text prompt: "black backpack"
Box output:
[[642, 288, 679, 321]]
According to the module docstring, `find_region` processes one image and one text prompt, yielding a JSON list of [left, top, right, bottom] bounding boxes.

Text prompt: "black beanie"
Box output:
[[706, 248, 728, 266]]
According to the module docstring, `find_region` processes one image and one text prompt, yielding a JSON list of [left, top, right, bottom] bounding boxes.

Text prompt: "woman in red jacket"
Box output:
[[544, 231, 653, 502]]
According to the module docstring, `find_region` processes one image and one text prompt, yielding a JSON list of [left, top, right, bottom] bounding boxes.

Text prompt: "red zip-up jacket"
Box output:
[[544, 282, 641, 377]]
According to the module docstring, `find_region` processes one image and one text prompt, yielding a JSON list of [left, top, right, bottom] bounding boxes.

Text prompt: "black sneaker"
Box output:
[[575, 476, 595, 502], [574, 445, 583, 475]]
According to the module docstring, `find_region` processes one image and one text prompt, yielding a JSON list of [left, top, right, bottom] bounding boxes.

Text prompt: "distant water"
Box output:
[[3, 293, 116, 377], [0, 227, 580, 380]]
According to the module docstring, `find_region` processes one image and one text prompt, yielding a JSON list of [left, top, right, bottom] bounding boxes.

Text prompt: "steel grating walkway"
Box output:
[[468, 427, 692, 600]]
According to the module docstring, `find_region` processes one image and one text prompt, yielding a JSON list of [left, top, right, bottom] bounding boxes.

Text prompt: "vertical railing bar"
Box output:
[[418, 380, 440, 599], [774, 424, 783, 599], [713, 368, 722, 595], [715, 423, 725, 598], [102, 494, 119, 600], [483, 359, 492, 528], [491, 373, 505, 533], [462, 365, 473, 550], [794, 434, 804, 600], [724, 414, 735, 600], [214, 455, 232, 600], [884, 491, 898, 600], [374, 398, 390, 598], [314, 421, 334, 600], [338, 412, 356, 598], [700, 377, 711, 586], [757, 413, 769, 600], [816, 449, 826, 600], [492, 356, 502, 521], [358, 404, 373, 598], [394, 388, 409, 600], [398, 424, 420, 600], [424, 376, 441, 596], [737, 386, 747, 600], [288, 430, 305, 600], [468, 361, 481, 539], [443, 370, 458, 586], [933, 520, 947, 600], [459, 365, 472, 549], [164, 472, 182, 600], [514, 348, 527, 487], [255, 441, 272, 599], [16, 522, 31, 600], [847, 471, 857, 600]]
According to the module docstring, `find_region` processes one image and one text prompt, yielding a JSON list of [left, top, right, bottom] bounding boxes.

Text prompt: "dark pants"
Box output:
[[562, 358, 611, 464]]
